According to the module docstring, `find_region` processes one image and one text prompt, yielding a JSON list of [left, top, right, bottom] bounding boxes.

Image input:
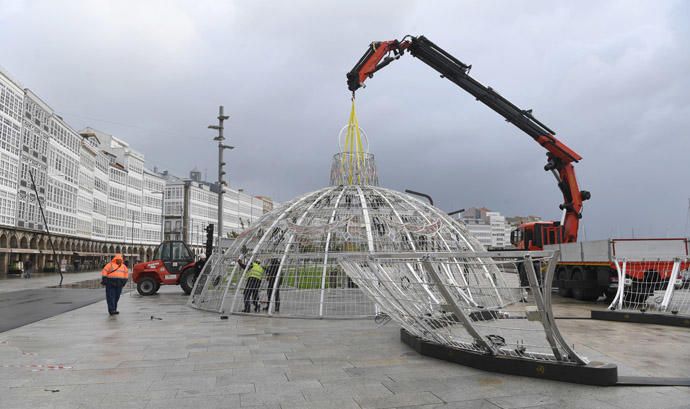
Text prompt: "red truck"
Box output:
[[545, 238, 689, 301], [132, 240, 199, 296]]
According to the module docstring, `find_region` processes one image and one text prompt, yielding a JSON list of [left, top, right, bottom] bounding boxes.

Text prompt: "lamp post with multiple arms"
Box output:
[[209, 106, 233, 254]]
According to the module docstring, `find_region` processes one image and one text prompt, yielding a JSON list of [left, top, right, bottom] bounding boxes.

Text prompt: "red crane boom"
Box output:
[[346, 35, 590, 249]]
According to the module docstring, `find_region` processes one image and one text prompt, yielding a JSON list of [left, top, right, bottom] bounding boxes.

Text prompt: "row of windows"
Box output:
[[46, 210, 77, 233], [107, 223, 125, 240], [95, 154, 109, 173], [128, 156, 144, 175], [79, 170, 94, 191], [0, 190, 16, 225], [108, 204, 126, 220], [93, 198, 107, 216], [164, 201, 183, 216], [109, 167, 127, 184], [191, 188, 215, 204], [128, 192, 142, 206], [46, 181, 77, 211], [21, 124, 49, 156], [0, 81, 23, 123], [142, 211, 161, 225], [110, 186, 126, 202], [0, 153, 18, 190], [165, 186, 184, 199], [77, 196, 92, 214], [94, 176, 108, 194], [48, 148, 79, 184], [80, 150, 95, 170], [142, 229, 161, 242], [76, 218, 92, 237], [128, 175, 142, 190], [24, 98, 50, 125], [49, 118, 81, 155], [190, 203, 216, 219], [127, 209, 141, 223], [0, 117, 21, 156], [144, 177, 164, 192], [143, 195, 162, 209], [92, 219, 107, 237]]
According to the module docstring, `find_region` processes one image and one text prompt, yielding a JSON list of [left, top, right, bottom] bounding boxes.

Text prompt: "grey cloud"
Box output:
[[1, 0, 688, 239]]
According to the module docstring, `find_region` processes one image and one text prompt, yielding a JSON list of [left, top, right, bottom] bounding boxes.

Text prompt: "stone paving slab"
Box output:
[[0, 287, 688, 409]]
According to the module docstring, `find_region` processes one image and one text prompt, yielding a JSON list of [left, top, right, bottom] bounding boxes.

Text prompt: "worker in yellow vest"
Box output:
[[100, 254, 129, 316], [237, 258, 264, 313]]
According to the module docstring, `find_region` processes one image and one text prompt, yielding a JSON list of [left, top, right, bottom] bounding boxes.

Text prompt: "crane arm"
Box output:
[[346, 35, 590, 243]]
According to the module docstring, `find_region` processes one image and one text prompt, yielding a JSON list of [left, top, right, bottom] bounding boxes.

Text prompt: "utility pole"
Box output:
[[209, 106, 233, 254], [685, 198, 690, 237]]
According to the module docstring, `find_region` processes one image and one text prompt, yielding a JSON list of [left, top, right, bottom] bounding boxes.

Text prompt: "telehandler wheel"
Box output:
[[137, 277, 158, 296], [180, 269, 197, 295]]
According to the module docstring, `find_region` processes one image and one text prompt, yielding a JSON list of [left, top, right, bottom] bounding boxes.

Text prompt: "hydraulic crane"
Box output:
[[347, 35, 590, 250]]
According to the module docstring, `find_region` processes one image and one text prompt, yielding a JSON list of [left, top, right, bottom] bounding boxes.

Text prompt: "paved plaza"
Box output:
[[0, 281, 689, 409]]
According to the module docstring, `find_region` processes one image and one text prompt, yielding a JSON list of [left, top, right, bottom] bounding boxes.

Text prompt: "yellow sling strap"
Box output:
[[344, 98, 366, 184]]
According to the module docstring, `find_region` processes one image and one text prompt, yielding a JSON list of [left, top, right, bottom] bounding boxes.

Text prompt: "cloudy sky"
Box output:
[[1, 0, 688, 239]]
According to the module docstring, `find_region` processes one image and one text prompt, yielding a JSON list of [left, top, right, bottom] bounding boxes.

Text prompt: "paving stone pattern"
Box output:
[[0, 287, 688, 409]]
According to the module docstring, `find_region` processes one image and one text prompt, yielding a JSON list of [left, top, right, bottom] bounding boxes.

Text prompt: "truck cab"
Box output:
[[132, 241, 197, 296], [511, 221, 565, 251]]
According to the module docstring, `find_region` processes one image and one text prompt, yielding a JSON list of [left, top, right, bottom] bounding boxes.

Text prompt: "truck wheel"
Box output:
[[137, 277, 158, 296], [556, 267, 572, 297], [180, 269, 197, 295], [571, 268, 599, 301]]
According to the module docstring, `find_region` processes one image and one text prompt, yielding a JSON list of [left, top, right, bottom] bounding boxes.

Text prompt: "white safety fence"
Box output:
[[608, 257, 690, 316]]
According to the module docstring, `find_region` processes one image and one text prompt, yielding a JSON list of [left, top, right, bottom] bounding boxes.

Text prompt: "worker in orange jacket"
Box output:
[[100, 254, 129, 316]]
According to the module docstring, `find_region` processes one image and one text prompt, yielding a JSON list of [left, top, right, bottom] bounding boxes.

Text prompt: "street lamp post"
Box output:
[[209, 106, 233, 254], [237, 189, 243, 232]]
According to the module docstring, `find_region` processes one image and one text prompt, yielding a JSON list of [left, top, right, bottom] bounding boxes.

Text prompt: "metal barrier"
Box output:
[[339, 251, 585, 364], [596, 257, 690, 327]]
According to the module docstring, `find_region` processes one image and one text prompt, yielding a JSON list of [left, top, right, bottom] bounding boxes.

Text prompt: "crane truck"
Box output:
[[346, 35, 688, 301]]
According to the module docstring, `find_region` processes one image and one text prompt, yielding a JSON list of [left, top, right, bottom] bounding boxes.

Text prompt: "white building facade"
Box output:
[[142, 169, 165, 244], [45, 116, 81, 236], [0, 68, 22, 228], [456, 207, 514, 249], [162, 172, 273, 253]]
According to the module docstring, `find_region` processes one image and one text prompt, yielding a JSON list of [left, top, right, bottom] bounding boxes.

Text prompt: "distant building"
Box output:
[[506, 215, 542, 226], [454, 207, 513, 248], [0, 68, 22, 227], [161, 170, 274, 253]]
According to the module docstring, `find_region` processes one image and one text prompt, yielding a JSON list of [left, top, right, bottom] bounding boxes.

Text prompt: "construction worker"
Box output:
[[263, 258, 281, 312], [237, 258, 263, 313], [100, 254, 129, 316]]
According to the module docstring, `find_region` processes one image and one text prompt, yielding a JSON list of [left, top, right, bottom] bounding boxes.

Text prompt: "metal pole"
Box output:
[[159, 191, 165, 242], [209, 106, 230, 254], [29, 170, 62, 287]]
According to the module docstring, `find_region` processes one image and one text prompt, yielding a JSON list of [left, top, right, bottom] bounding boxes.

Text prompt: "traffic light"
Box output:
[[205, 224, 214, 258]]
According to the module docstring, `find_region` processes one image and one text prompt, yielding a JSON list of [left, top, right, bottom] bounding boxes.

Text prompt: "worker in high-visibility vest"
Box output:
[[237, 258, 263, 313], [100, 254, 129, 316]]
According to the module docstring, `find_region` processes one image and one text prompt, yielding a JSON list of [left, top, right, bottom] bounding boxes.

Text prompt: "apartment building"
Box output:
[[0, 68, 21, 228], [455, 207, 514, 248], [162, 170, 273, 252]]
